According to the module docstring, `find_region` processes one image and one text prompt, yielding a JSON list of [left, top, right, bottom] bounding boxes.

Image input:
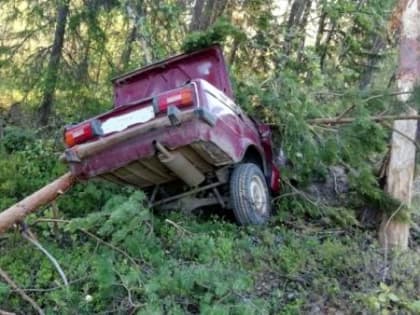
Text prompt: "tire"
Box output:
[[229, 163, 271, 225]]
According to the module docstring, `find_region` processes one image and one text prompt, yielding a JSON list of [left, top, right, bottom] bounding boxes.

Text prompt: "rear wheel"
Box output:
[[229, 163, 271, 225]]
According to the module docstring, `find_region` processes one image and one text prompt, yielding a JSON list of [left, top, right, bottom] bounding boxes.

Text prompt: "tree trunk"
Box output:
[[121, 1, 151, 69], [229, 37, 240, 66], [283, 0, 307, 57], [120, 23, 138, 70], [359, 34, 386, 90], [211, 0, 228, 24], [189, 0, 227, 32], [0, 172, 75, 234], [286, 0, 307, 31], [77, 0, 100, 82], [319, 22, 336, 70], [78, 40, 91, 82], [379, 0, 420, 249], [200, 0, 216, 30], [38, 0, 69, 126], [297, 0, 312, 62], [0, 117, 4, 140], [315, 8, 326, 53], [189, 0, 206, 31]]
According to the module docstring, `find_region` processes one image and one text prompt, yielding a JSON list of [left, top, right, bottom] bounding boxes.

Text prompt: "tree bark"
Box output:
[[0, 117, 4, 140], [189, 0, 206, 31], [286, 0, 307, 31], [297, 0, 312, 62], [283, 0, 308, 57], [359, 35, 386, 90], [211, 0, 228, 24], [77, 0, 100, 82], [120, 23, 138, 69], [0, 172, 75, 234], [38, 0, 69, 126], [200, 0, 216, 30], [319, 22, 336, 70], [189, 0, 227, 32], [120, 1, 151, 69], [379, 0, 420, 249], [314, 7, 326, 53]]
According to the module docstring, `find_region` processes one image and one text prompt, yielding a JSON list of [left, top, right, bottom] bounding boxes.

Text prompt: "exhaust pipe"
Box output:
[[155, 142, 205, 187]]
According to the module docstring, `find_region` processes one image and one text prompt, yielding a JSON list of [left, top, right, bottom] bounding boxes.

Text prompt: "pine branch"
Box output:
[[79, 228, 142, 269], [308, 115, 420, 125], [381, 121, 420, 149], [21, 228, 68, 287], [0, 268, 44, 315], [34, 218, 142, 269], [165, 219, 193, 236]]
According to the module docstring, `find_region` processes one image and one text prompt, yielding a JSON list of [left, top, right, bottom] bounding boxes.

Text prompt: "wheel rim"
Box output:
[[249, 175, 268, 216]]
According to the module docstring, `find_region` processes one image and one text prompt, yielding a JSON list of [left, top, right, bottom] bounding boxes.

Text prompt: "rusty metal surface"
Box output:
[[95, 143, 224, 188], [176, 146, 213, 173], [124, 161, 170, 184]]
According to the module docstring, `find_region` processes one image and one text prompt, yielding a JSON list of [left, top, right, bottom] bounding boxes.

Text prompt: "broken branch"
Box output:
[[0, 268, 45, 315], [21, 229, 68, 287], [34, 218, 142, 268], [381, 121, 420, 149], [308, 115, 420, 125]]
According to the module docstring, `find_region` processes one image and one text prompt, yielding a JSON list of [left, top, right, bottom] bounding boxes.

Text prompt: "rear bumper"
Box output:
[[65, 108, 231, 181]]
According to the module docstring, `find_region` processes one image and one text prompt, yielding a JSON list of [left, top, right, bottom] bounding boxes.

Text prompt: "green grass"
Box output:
[[0, 201, 419, 314], [0, 131, 418, 314]]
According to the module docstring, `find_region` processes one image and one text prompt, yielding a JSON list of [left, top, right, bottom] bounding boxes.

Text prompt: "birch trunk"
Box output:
[[379, 0, 420, 249]]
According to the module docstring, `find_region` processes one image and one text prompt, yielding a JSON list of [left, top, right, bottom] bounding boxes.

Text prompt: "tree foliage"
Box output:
[[0, 0, 419, 313]]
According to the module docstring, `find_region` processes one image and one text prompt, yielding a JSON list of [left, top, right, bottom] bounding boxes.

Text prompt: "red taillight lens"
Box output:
[[154, 87, 194, 113], [64, 120, 102, 147]]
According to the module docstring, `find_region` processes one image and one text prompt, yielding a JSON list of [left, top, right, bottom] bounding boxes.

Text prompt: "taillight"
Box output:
[[64, 119, 102, 147], [154, 87, 194, 113]]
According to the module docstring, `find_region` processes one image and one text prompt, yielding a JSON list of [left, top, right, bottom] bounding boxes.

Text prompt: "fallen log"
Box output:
[[0, 172, 75, 234]]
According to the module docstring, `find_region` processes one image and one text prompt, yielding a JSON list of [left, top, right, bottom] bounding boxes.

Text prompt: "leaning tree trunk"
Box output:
[[0, 173, 75, 234], [379, 0, 420, 249], [38, 0, 69, 126]]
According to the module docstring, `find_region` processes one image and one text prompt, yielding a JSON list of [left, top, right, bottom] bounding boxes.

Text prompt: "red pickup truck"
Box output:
[[62, 45, 280, 225]]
